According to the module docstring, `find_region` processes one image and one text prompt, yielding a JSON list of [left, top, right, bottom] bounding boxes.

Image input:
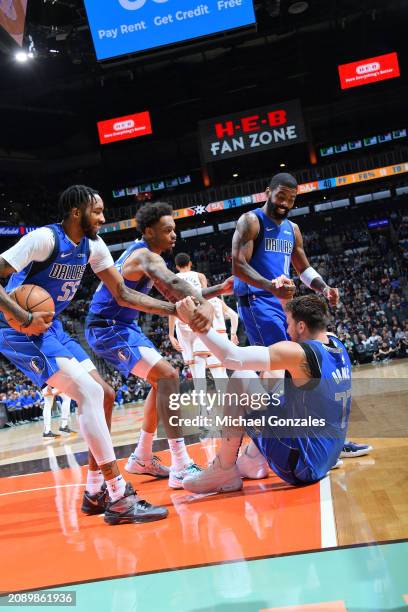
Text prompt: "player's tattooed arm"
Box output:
[[127, 250, 213, 332], [97, 266, 176, 316], [291, 225, 339, 306], [232, 213, 295, 299]]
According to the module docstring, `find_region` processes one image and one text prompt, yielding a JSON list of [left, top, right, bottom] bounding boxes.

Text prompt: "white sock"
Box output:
[[43, 396, 52, 433], [106, 475, 126, 502], [134, 430, 154, 461], [218, 437, 242, 469], [190, 356, 207, 414], [87, 470, 104, 495], [60, 394, 71, 429], [168, 438, 192, 472]]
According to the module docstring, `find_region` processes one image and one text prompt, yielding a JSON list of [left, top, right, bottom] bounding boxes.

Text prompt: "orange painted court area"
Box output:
[[0, 446, 322, 592]]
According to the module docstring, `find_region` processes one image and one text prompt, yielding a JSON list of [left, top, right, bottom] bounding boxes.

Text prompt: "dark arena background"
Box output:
[[0, 1, 407, 610]]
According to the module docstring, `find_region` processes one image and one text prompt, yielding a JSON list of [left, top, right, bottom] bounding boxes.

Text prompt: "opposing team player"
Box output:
[[85, 202, 230, 488], [41, 386, 75, 439], [169, 252, 239, 396], [177, 294, 352, 493], [0, 185, 187, 524]]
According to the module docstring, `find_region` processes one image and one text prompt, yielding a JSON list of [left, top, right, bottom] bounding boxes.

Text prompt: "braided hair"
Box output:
[[58, 185, 99, 220]]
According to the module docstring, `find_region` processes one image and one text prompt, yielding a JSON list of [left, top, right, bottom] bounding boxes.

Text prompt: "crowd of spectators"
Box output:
[[0, 201, 407, 422]]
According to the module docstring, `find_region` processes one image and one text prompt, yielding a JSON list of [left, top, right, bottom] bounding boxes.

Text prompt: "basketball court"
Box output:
[[1, 360, 407, 611]]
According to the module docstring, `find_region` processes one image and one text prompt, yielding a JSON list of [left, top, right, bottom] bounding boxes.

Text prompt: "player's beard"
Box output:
[[267, 199, 290, 220], [81, 215, 98, 240]]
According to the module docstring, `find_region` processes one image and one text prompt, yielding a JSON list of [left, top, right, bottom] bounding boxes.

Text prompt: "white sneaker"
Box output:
[[237, 444, 269, 480], [330, 459, 343, 470], [169, 463, 202, 489], [125, 454, 170, 478], [182, 456, 243, 494]]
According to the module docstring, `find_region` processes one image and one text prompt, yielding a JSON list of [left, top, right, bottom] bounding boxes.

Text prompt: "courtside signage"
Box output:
[[84, 0, 256, 61], [97, 111, 152, 144], [199, 100, 306, 162], [338, 52, 400, 89]]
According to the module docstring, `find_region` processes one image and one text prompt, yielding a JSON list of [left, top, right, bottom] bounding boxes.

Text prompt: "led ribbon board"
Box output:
[[100, 162, 408, 234]]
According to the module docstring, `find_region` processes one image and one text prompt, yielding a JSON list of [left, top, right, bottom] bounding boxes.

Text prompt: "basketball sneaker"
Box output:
[[169, 463, 202, 489], [59, 426, 76, 435], [182, 456, 243, 494], [81, 483, 108, 515], [340, 441, 373, 458], [237, 444, 269, 479], [125, 453, 170, 478], [104, 482, 168, 525], [43, 431, 60, 439]]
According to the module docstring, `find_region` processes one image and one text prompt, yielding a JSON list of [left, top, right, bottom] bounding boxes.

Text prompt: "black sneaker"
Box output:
[[59, 425, 76, 434], [81, 483, 108, 515], [43, 431, 60, 439], [104, 482, 168, 525]]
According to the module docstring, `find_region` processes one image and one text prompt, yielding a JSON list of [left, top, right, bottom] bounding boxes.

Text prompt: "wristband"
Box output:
[[299, 266, 324, 289], [21, 312, 33, 328]]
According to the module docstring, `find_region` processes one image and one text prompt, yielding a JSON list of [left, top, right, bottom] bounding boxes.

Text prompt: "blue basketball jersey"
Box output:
[[284, 334, 352, 474], [5, 224, 90, 316], [89, 239, 153, 324], [252, 334, 352, 484], [234, 208, 295, 303]]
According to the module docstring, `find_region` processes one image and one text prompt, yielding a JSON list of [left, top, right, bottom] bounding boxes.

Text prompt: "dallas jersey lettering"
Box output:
[[4, 224, 90, 316], [234, 208, 295, 346], [251, 334, 352, 484], [234, 208, 295, 305], [89, 239, 153, 323], [0, 224, 105, 387]]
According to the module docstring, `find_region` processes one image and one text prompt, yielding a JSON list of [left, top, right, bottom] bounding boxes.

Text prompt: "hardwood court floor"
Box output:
[[0, 360, 407, 610]]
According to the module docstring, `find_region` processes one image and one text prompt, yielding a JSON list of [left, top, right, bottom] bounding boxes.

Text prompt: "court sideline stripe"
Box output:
[[320, 474, 337, 548]]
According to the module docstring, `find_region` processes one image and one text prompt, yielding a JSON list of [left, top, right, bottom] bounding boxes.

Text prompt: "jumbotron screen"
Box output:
[[84, 0, 256, 61]]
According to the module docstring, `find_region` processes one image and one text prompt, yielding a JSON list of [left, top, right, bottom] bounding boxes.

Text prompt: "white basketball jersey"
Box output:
[[209, 297, 226, 332], [176, 271, 202, 293], [175, 271, 202, 331]]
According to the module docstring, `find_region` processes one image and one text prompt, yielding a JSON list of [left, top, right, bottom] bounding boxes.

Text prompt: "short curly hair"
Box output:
[[285, 294, 329, 332], [135, 201, 173, 233]]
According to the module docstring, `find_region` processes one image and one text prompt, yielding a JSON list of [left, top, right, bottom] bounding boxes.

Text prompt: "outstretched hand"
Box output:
[[270, 275, 296, 300], [323, 286, 340, 307]]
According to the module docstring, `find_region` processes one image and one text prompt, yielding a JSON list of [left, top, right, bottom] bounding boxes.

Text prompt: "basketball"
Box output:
[[4, 285, 55, 333]]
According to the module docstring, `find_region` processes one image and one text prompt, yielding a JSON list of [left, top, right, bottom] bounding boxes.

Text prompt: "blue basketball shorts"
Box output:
[[85, 316, 161, 378], [0, 318, 92, 387], [237, 294, 289, 347]]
